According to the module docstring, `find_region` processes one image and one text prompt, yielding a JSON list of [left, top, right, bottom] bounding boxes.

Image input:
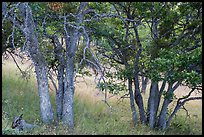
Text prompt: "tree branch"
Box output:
[[2, 2, 21, 24], [117, 93, 130, 104], [166, 88, 202, 128], [48, 70, 58, 92]]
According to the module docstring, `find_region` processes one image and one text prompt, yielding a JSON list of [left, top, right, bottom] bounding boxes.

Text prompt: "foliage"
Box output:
[[89, 2, 202, 130]]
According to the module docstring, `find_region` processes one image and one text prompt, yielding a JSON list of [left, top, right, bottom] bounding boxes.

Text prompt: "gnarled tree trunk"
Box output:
[[17, 3, 54, 123]]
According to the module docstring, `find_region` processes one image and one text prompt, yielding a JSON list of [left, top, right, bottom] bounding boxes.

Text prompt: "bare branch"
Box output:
[[117, 93, 130, 104], [181, 105, 190, 118], [172, 81, 181, 92], [2, 2, 21, 24], [159, 80, 166, 94], [6, 49, 31, 80], [63, 15, 70, 40], [11, 13, 16, 50], [166, 88, 202, 128], [177, 88, 196, 103]]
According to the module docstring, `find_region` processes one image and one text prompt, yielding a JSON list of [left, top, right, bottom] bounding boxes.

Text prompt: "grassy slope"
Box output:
[[2, 58, 202, 135]]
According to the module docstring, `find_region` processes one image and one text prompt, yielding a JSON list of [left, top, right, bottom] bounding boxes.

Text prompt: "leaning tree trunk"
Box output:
[[157, 82, 180, 130], [133, 76, 146, 123], [154, 81, 166, 122], [157, 97, 170, 130], [131, 20, 146, 124]]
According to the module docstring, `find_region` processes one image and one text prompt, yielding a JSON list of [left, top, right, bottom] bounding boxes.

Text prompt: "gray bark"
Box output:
[[52, 35, 65, 121], [17, 3, 54, 124], [147, 81, 158, 128], [133, 76, 146, 123], [155, 81, 166, 120], [62, 2, 87, 128], [62, 32, 78, 128], [157, 99, 169, 130], [128, 78, 137, 126], [141, 76, 148, 94], [157, 83, 173, 130], [165, 86, 200, 129], [131, 18, 146, 124], [146, 16, 159, 128], [35, 64, 54, 123], [56, 65, 64, 121], [166, 96, 202, 129]]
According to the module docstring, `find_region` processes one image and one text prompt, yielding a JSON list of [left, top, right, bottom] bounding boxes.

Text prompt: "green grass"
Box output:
[[2, 59, 202, 135]]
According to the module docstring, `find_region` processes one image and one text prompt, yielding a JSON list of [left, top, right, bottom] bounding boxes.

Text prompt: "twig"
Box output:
[[181, 105, 190, 118], [117, 93, 130, 104], [101, 99, 112, 108], [7, 50, 24, 76]]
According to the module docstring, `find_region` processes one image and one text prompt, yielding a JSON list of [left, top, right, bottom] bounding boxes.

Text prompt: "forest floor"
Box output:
[[2, 55, 202, 135]]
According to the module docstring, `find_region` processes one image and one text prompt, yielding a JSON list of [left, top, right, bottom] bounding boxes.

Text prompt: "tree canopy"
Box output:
[[2, 2, 202, 131]]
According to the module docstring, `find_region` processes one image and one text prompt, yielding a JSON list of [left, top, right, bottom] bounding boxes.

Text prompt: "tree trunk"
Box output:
[[131, 20, 144, 124], [157, 83, 173, 130], [141, 76, 148, 94], [128, 78, 137, 126], [56, 65, 64, 121], [35, 64, 54, 124], [166, 105, 180, 129], [62, 31, 79, 128], [157, 99, 170, 130], [154, 81, 166, 123], [52, 35, 65, 121], [62, 57, 75, 128], [166, 88, 200, 129], [147, 81, 158, 128], [16, 3, 54, 124], [157, 82, 180, 130], [61, 3, 87, 128], [133, 76, 146, 123]]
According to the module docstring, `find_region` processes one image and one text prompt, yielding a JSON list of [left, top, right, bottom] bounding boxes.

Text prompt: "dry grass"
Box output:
[[2, 56, 202, 135]]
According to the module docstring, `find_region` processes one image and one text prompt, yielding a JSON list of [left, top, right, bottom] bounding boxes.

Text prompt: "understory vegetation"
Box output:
[[2, 59, 202, 135]]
